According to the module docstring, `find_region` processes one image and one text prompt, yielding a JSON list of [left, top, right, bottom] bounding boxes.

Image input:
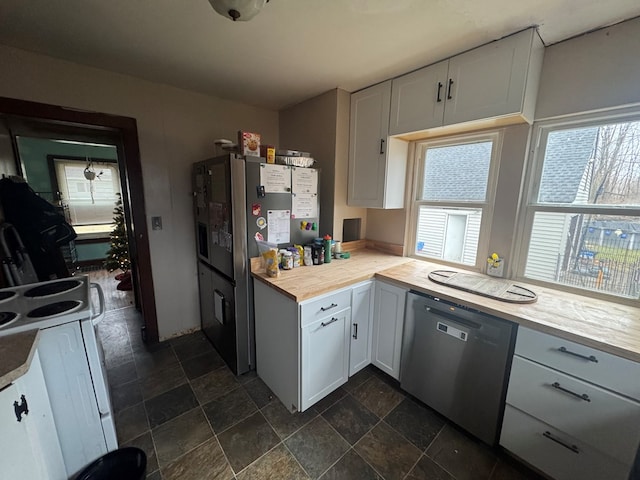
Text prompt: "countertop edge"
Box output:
[[0, 329, 41, 390], [251, 271, 379, 302]]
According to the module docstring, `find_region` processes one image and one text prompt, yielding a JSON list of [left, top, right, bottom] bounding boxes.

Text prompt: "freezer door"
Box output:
[[198, 261, 248, 374]]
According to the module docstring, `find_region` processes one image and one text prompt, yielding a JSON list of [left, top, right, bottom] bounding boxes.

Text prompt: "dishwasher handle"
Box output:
[[425, 306, 481, 330]]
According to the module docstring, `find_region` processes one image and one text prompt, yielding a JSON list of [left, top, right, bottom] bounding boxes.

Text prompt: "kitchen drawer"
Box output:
[[501, 405, 631, 480], [507, 355, 640, 465], [515, 326, 640, 401], [300, 288, 351, 327]]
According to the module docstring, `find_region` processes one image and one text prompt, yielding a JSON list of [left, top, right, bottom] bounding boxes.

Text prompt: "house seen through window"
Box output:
[[411, 133, 499, 267], [520, 114, 640, 300]]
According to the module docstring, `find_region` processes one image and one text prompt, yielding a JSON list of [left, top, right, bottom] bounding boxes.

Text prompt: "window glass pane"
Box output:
[[54, 160, 121, 227], [415, 206, 481, 266], [524, 212, 640, 299], [538, 120, 640, 206], [421, 141, 492, 202]]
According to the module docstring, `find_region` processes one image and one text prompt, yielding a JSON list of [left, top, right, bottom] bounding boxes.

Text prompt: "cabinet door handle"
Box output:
[[437, 82, 443, 102], [447, 78, 454, 100], [379, 139, 385, 155], [558, 346, 598, 363], [320, 303, 338, 312], [321, 317, 339, 327], [352, 323, 358, 339], [14, 394, 29, 422], [542, 431, 580, 454], [550, 382, 591, 402]]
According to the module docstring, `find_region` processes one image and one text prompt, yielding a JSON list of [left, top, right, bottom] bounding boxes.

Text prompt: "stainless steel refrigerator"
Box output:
[[193, 154, 320, 374]]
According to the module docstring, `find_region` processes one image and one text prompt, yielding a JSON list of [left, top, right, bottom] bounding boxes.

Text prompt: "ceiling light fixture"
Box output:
[[208, 0, 268, 22]]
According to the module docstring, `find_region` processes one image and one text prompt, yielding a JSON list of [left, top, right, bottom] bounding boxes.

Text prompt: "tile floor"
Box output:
[[101, 306, 545, 480]]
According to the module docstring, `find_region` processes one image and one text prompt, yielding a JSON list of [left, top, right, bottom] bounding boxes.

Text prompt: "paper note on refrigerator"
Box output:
[[292, 167, 317, 194], [292, 193, 318, 219], [267, 210, 291, 244], [260, 164, 291, 193]]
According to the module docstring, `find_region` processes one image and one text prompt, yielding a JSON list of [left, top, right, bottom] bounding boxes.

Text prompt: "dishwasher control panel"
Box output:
[[437, 321, 467, 341]]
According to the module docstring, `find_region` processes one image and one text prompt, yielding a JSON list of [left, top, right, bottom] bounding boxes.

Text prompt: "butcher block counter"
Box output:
[[250, 247, 411, 302], [251, 248, 640, 363]]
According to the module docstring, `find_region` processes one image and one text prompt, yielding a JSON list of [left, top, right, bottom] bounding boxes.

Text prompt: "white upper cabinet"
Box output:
[[389, 28, 544, 135], [348, 81, 408, 209], [390, 60, 448, 134]]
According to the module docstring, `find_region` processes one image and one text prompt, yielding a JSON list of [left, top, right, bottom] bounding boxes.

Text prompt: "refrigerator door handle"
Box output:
[[214, 289, 225, 325]]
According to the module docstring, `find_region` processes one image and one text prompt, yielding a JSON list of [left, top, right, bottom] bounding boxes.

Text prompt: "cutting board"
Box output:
[[428, 270, 537, 303]]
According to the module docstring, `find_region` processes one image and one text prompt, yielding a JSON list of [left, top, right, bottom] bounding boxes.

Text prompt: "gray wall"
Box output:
[[0, 44, 279, 340]]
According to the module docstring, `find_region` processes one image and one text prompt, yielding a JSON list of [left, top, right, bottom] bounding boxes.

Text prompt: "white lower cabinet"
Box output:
[[349, 281, 374, 376], [0, 350, 66, 480], [301, 307, 351, 411], [501, 405, 630, 480], [501, 326, 640, 480], [371, 281, 406, 379], [254, 278, 407, 412]]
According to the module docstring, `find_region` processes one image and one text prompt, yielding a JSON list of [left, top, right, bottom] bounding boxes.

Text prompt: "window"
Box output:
[[519, 112, 640, 300], [53, 159, 121, 234], [410, 133, 500, 267]]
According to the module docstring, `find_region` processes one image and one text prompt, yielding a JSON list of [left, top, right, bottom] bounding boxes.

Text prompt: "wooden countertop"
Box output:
[[252, 249, 640, 363], [251, 248, 411, 302], [377, 261, 640, 363], [0, 329, 40, 389]]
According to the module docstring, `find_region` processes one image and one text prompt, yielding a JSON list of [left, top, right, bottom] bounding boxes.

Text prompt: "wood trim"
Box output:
[[365, 240, 404, 256], [341, 239, 404, 256], [0, 96, 159, 343]]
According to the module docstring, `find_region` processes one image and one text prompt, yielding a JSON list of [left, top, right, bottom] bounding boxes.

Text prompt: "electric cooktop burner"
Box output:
[[0, 291, 16, 302], [27, 300, 82, 318], [24, 280, 82, 298], [0, 311, 17, 325]]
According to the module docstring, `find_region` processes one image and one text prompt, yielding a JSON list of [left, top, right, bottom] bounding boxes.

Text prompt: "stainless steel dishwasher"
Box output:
[[400, 290, 517, 446]]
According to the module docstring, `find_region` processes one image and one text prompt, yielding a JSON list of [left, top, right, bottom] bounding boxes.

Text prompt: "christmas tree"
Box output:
[[103, 193, 131, 276]]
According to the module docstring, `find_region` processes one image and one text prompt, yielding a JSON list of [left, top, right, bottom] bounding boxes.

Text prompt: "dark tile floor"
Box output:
[[101, 306, 545, 480]]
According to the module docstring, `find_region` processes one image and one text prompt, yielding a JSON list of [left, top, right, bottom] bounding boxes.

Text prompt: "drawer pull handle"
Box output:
[[558, 346, 598, 363], [436, 82, 443, 102], [551, 382, 591, 402], [320, 303, 338, 312], [542, 431, 580, 454], [321, 317, 339, 327], [352, 323, 358, 339]]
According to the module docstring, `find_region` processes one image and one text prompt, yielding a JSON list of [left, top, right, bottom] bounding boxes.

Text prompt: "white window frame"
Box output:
[[514, 107, 640, 305], [408, 131, 502, 271]]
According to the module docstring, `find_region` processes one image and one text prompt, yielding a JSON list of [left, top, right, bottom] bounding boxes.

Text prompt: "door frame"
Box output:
[[0, 96, 159, 343]]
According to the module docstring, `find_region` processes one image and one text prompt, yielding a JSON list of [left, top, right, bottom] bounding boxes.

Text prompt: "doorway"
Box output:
[[0, 96, 158, 343]]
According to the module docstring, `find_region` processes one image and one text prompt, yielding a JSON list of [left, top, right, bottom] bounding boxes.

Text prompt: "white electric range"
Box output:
[[0, 275, 118, 478]]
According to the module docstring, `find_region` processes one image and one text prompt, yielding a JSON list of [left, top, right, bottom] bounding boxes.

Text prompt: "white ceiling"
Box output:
[[0, 0, 639, 110]]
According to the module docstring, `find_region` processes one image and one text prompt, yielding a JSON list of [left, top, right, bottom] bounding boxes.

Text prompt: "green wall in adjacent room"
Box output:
[[17, 137, 117, 202], [75, 242, 110, 262]]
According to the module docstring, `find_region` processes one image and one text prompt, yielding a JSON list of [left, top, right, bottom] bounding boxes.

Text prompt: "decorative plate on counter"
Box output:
[[428, 270, 537, 303]]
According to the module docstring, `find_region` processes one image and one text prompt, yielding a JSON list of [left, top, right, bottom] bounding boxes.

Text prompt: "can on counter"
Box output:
[[282, 251, 293, 270]]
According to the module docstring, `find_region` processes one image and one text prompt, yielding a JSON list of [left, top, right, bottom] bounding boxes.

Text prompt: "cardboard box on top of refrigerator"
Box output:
[[238, 131, 261, 157]]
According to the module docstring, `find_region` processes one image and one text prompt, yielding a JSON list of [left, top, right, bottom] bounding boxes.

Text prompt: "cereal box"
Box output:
[[238, 131, 261, 157]]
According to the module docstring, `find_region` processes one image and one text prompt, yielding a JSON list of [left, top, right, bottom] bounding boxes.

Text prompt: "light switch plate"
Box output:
[[151, 216, 162, 230]]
